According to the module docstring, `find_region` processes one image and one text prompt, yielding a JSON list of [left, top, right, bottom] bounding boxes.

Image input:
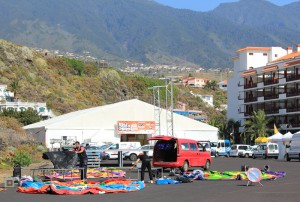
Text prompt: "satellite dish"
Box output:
[[246, 168, 263, 186]]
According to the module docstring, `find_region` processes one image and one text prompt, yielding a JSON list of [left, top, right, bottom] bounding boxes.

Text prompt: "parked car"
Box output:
[[85, 146, 107, 160], [198, 141, 213, 156], [149, 136, 212, 172], [104, 142, 141, 159], [285, 133, 300, 161], [123, 144, 154, 161], [252, 143, 279, 159], [229, 144, 250, 157], [210, 142, 218, 157], [215, 140, 231, 157], [238, 148, 254, 158]]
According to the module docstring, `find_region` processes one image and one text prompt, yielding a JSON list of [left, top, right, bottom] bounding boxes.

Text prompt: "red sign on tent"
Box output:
[[116, 121, 155, 134]]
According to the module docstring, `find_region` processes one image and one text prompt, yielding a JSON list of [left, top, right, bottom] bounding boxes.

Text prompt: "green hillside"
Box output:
[[0, 39, 226, 119]]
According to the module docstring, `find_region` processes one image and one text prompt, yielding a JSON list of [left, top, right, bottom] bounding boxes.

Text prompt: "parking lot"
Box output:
[[1, 157, 299, 202]]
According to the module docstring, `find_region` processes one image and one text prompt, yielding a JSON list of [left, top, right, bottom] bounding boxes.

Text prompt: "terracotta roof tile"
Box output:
[[273, 52, 300, 62], [236, 47, 270, 53]]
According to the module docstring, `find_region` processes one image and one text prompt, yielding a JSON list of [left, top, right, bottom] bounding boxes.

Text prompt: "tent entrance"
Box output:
[[121, 134, 149, 145]]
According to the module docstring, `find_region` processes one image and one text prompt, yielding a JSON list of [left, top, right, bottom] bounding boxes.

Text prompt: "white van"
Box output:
[[229, 144, 250, 157], [105, 142, 141, 159], [285, 133, 300, 161], [252, 143, 279, 159]]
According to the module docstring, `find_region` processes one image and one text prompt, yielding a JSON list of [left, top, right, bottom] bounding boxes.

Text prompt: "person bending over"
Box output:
[[130, 151, 153, 183]]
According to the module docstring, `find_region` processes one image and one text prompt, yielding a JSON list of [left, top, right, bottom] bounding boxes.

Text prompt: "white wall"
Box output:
[[227, 78, 239, 121], [45, 129, 119, 148]]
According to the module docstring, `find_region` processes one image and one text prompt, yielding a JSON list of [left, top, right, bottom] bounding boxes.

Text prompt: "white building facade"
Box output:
[[0, 85, 55, 119], [228, 45, 300, 132]]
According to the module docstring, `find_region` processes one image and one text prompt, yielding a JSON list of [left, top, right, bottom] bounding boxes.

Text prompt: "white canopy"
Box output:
[[268, 132, 283, 142], [282, 132, 293, 142]]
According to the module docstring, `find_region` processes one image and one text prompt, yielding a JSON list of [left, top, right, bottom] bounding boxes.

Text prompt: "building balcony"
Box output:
[[244, 97, 258, 103], [290, 123, 300, 128], [264, 94, 279, 100], [265, 108, 279, 114], [244, 83, 257, 89], [264, 79, 279, 86], [286, 75, 299, 82], [286, 90, 300, 97], [279, 78, 286, 85], [286, 108, 300, 113]]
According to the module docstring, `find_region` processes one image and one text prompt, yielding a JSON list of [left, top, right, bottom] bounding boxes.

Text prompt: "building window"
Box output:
[[263, 53, 268, 56], [249, 53, 254, 55]]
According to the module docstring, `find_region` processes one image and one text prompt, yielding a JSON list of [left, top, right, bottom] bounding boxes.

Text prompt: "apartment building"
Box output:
[[182, 77, 210, 88], [228, 45, 300, 132], [0, 84, 55, 119]]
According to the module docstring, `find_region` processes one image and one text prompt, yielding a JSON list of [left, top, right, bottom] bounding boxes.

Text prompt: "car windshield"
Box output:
[[100, 145, 110, 150], [210, 142, 218, 147]]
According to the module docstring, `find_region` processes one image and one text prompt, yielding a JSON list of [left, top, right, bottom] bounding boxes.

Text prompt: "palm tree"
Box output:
[[204, 80, 218, 91], [9, 80, 20, 100], [241, 110, 272, 144], [218, 119, 241, 143]]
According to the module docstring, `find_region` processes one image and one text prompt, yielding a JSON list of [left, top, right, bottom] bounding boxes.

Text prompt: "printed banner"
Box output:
[[117, 121, 155, 134]]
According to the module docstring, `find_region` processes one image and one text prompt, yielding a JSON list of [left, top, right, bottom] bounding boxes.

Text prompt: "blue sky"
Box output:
[[154, 0, 299, 12]]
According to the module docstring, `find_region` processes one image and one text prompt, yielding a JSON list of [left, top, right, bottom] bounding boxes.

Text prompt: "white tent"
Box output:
[[268, 133, 283, 142], [282, 132, 293, 142], [24, 99, 219, 148]]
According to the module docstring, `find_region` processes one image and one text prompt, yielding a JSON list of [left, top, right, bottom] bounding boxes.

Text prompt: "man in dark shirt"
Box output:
[[130, 151, 153, 183], [72, 141, 88, 181]]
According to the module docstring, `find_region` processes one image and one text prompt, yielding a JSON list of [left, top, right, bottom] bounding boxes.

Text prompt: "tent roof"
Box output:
[[268, 133, 283, 142], [255, 137, 269, 144], [24, 99, 218, 133], [282, 132, 293, 141]]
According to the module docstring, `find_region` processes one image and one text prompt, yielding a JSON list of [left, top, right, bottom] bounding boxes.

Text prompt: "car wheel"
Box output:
[[245, 153, 249, 158], [263, 154, 267, 159], [182, 161, 189, 172], [285, 154, 291, 162], [252, 154, 256, 159], [129, 153, 138, 161], [204, 160, 210, 171]]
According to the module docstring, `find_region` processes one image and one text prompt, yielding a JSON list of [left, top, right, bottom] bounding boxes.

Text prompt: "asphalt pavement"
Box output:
[[1, 157, 299, 202]]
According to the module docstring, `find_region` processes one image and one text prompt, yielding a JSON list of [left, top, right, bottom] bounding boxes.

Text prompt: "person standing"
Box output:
[[130, 151, 153, 183], [72, 141, 88, 182]]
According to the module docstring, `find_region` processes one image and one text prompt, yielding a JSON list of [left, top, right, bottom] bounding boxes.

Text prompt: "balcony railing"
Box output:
[[244, 83, 257, 89], [287, 108, 300, 113], [289, 123, 300, 128], [286, 90, 300, 97], [244, 97, 258, 103], [264, 79, 279, 86], [264, 94, 279, 100], [286, 75, 299, 82], [265, 108, 279, 114]]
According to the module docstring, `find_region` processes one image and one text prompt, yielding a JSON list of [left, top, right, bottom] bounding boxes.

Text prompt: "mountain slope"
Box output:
[[0, 0, 300, 68], [0, 39, 226, 122]]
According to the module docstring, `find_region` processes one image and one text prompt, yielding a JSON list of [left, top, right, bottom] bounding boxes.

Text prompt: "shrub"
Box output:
[[13, 150, 32, 167]]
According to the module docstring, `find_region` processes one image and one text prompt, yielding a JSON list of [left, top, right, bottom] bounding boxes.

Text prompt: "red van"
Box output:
[[148, 136, 212, 172]]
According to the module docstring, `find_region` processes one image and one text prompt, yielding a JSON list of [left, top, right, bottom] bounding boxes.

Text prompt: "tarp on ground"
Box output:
[[43, 168, 126, 179], [194, 170, 286, 181], [18, 179, 145, 195], [255, 137, 269, 144], [42, 151, 78, 169]]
